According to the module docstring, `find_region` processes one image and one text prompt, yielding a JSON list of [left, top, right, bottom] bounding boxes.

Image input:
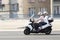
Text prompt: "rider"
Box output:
[[34, 11, 46, 31], [34, 11, 50, 31], [40, 11, 50, 29]]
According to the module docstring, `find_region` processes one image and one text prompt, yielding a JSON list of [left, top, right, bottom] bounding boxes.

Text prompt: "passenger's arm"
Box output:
[[34, 16, 44, 23]]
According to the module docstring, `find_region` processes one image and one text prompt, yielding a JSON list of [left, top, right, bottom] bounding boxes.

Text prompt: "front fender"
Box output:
[[26, 25, 33, 31]]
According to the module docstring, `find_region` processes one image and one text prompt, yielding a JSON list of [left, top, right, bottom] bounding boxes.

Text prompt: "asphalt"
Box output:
[[0, 31, 60, 40]]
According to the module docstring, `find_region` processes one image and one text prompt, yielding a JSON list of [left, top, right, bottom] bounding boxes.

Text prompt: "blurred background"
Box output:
[[0, 0, 60, 31]]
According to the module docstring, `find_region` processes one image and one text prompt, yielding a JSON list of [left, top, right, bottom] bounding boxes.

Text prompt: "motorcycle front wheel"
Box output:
[[24, 28, 30, 35]]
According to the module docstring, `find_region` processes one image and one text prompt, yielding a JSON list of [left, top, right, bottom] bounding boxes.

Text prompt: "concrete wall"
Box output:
[[0, 0, 9, 19], [0, 0, 51, 19], [2, 0, 9, 4], [17, 0, 24, 18], [23, 0, 51, 15]]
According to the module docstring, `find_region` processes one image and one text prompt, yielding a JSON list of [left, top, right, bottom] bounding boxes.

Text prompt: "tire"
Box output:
[[45, 30, 51, 35], [24, 28, 30, 35]]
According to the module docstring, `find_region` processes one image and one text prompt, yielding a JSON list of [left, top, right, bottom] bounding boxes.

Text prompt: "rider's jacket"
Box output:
[[44, 16, 49, 24]]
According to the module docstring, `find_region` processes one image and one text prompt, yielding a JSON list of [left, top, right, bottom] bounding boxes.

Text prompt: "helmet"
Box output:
[[38, 12, 42, 15], [43, 11, 48, 14]]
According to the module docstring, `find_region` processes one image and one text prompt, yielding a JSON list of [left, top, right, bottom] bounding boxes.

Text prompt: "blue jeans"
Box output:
[[34, 22, 47, 30], [39, 22, 47, 27]]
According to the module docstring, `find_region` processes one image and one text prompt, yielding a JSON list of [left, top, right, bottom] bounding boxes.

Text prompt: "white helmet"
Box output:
[[38, 12, 42, 15], [43, 11, 48, 14]]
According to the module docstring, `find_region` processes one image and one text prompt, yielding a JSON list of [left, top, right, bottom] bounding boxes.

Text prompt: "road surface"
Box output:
[[0, 31, 60, 40]]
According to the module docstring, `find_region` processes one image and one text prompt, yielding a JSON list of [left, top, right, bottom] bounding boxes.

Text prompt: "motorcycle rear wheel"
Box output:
[[45, 30, 51, 35]]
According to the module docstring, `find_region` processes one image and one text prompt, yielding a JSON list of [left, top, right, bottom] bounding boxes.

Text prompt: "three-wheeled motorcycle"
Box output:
[[24, 14, 53, 35]]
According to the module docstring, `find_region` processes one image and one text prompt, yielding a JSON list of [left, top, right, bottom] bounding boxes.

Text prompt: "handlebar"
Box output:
[[30, 18, 34, 22]]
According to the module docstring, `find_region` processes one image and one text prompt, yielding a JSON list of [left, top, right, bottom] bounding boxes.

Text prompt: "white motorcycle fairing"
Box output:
[[39, 24, 51, 29], [27, 25, 33, 31]]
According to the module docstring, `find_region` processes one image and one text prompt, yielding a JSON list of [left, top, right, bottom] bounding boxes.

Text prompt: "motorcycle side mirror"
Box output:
[[30, 18, 34, 22]]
